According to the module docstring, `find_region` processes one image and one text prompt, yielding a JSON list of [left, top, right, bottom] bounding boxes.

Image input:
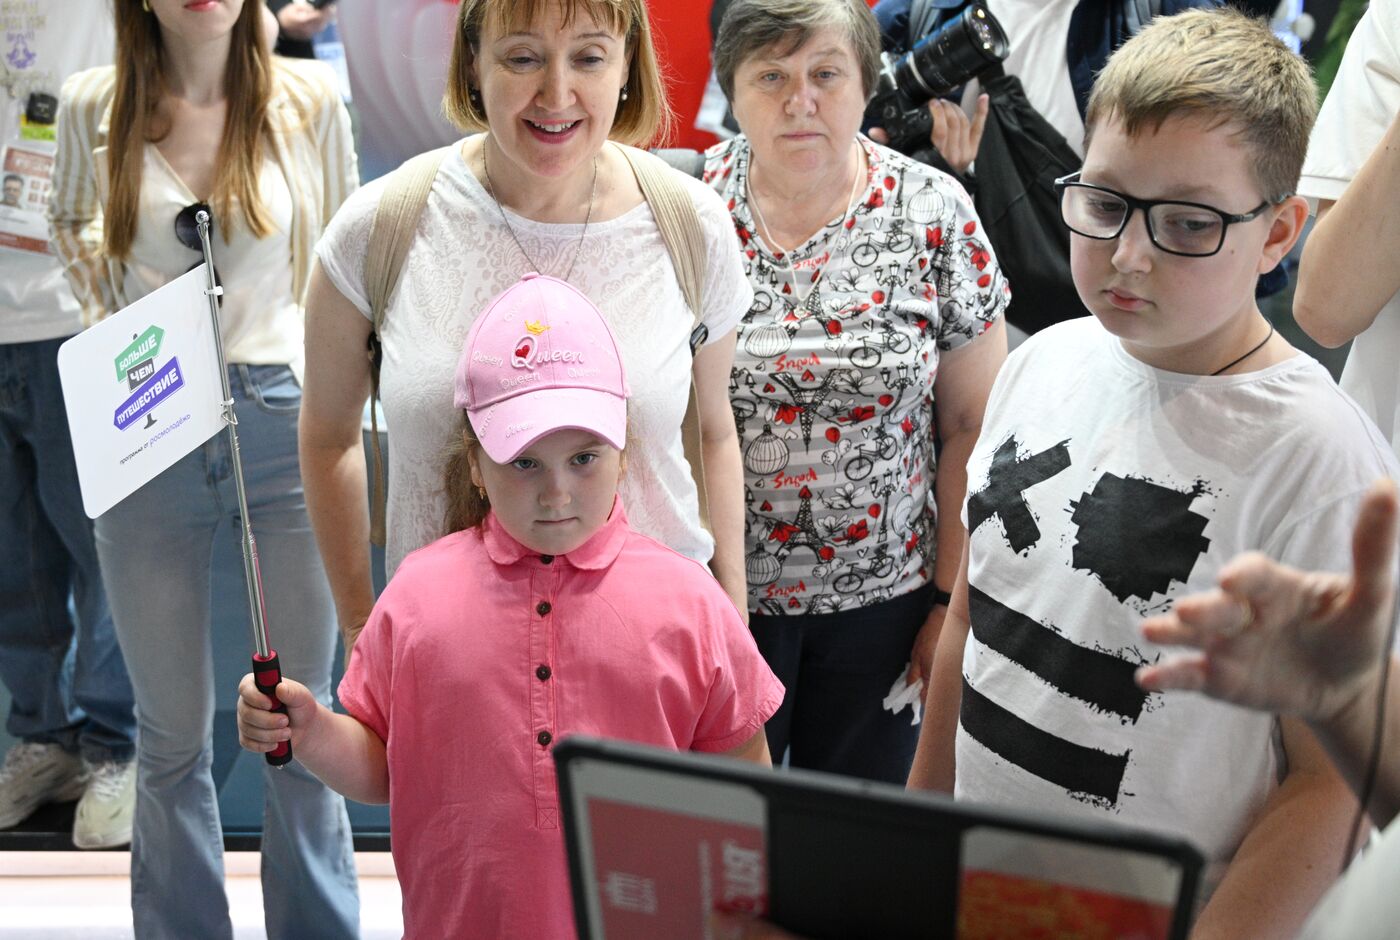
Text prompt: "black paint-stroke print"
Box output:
[[1069, 474, 1211, 603], [967, 435, 1072, 554], [960, 678, 1130, 807], [968, 585, 1148, 722]]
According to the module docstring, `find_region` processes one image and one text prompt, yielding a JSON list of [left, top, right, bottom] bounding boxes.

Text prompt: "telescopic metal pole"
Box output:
[[196, 210, 292, 767]]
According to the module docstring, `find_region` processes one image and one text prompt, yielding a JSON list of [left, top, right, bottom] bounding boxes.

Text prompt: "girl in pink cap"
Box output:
[[236, 274, 783, 939]]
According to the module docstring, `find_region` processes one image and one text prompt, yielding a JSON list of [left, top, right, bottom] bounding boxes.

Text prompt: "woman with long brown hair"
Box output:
[[50, 1, 359, 935]]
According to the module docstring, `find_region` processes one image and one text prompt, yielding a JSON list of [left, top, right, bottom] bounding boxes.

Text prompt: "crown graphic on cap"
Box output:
[[454, 273, 629, 464]]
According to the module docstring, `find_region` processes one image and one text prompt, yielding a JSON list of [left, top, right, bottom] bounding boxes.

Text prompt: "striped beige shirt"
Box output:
[[48, 58, 357, 349]]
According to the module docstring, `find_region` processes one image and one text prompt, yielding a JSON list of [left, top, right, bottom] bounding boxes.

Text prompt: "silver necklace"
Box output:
[[482, 142, 597, 283], [746, 149, 865, 310]]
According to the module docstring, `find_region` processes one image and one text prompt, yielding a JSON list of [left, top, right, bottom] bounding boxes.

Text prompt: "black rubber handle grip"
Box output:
[[252, 650, 293, 767]]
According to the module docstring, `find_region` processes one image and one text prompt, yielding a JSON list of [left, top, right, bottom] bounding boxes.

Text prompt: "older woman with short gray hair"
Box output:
[[705, 0, 1008, 783]]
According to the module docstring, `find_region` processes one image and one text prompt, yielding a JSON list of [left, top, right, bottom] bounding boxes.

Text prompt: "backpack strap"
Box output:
[[617, 143, 713, 535], [363, 146, 450, 546]]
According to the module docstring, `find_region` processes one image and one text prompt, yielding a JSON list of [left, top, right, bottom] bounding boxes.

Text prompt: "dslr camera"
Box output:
[[866, 3, 1009, 155]]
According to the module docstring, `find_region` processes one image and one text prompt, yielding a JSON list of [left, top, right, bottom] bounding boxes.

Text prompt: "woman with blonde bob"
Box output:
[[50, 0, 359, 935], [303, 0, 754, 653]]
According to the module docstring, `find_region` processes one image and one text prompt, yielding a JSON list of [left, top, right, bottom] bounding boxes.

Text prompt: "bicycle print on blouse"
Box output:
[[705, 135, 1009, 616]]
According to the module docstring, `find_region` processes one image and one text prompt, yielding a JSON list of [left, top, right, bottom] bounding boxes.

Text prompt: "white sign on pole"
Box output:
[[57, 265, 226, 518]]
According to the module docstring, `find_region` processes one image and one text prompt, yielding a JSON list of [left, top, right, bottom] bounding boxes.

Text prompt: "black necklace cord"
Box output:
[[1211, 321, 1276, 376]]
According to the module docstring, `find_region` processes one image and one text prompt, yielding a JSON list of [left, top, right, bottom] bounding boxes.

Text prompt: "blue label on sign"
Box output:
[[114, 357, 184, 431]]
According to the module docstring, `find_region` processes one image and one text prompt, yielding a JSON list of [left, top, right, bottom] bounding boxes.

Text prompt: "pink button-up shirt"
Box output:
[[339, 500, 784, 939]]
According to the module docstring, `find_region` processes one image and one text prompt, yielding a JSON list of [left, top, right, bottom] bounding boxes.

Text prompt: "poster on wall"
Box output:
[[0, 140, 55, 255]]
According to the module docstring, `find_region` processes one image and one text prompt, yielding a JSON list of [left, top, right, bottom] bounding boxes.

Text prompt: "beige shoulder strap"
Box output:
[[618, 144, 713, 534], [618, 145, 707, 318], [364, 146, 450, 546], [365, 146, 450, 338]]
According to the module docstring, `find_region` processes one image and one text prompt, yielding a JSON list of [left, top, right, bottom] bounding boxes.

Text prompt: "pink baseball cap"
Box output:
[[454, 273, 629, 464]]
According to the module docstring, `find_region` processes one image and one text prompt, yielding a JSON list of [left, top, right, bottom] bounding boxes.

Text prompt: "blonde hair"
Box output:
[[444, 0, 673, 147], [106, 0, 275, 260], [1084, 7, 1315, 202]]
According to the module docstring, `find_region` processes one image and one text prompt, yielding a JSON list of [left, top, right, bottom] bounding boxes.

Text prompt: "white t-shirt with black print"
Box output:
[[705, 134, 1008, 616], [317, 141, 753, 577], [956, 318, 1400, 898]]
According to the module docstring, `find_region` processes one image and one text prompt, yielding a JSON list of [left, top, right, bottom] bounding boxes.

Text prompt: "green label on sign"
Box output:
[[115, 327, 165, 381]]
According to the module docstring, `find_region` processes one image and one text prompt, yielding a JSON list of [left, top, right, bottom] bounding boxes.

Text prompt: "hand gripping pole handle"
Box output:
[[252, 651, 293, 767]]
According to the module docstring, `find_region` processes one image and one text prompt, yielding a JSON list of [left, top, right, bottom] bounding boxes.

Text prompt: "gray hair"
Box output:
[[714, 0, 882, 103]]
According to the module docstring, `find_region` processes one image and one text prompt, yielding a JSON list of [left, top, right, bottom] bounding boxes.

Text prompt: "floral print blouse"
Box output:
[[705, 135, 1009, 615]]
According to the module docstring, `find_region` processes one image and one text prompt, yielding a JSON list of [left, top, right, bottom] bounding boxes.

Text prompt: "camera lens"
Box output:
[[970, 16, 994, 48], [896, 3, 1008, 101], [863, 2, 1009, 153]]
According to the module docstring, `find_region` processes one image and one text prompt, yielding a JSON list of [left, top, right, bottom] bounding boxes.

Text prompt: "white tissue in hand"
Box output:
[[883, 664, 924, 726]]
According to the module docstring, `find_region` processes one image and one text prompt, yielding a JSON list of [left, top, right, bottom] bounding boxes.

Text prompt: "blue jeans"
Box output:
[[95, 365, 358, 940], [0, 337, 135, 763]]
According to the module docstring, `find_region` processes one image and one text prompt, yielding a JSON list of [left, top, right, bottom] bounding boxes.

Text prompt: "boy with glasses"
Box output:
[[909, 9, 1398, 936]]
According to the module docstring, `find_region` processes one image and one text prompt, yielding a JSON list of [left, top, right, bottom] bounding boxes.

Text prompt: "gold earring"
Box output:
[[142, 0, 150, 10], [477, 486, 487, 500]]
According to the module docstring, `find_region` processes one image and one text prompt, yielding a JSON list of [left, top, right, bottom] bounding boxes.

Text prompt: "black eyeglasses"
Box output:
[[1053, 173, 1285, 258], [174, 201, 222, 288]]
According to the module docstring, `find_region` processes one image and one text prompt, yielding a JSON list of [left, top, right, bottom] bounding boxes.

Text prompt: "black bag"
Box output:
[[971, 68, 1086, 335]]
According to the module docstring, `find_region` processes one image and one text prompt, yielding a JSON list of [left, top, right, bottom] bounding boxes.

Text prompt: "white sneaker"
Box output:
[[0, 742, 87, 828], [73, 758, 136, 850]]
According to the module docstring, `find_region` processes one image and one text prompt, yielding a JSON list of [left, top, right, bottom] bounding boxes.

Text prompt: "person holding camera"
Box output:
[[869, 0, 1222, 343], [705, 0, 1008, 784]]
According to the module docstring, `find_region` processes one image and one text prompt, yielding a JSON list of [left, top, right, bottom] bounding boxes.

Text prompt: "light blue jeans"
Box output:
[[95, 365, 358, 940], [0, 337, 135, 763]]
